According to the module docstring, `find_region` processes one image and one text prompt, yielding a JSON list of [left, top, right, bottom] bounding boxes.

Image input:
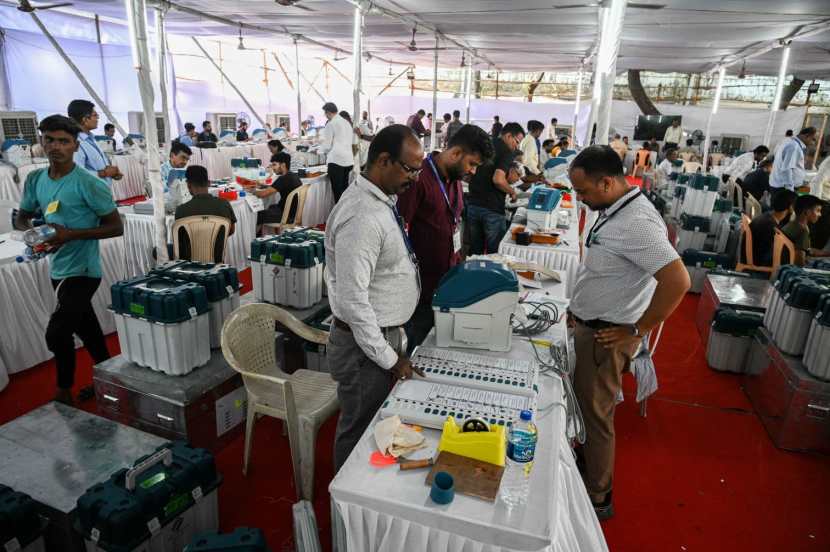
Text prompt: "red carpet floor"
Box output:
[[1, 277, 828, 551]]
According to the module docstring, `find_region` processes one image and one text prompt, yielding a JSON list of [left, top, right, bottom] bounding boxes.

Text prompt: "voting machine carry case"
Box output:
[[706, 308, 764, 373], [0, 484, 46, 552], [185, 527, 268, 551]]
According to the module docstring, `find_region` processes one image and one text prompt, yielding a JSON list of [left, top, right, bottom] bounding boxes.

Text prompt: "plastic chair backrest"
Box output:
[[710, 153, 724, 166], [280, 184, 310, 226], [732, 182, 744, 213], [683, 161, 702, 174], [772, 228, 796, 272], [635, 149, 650, 167], [172, 215, 230, 263], [221, 303, 290, 382], [744, 194, 762, 219], [740, 214, 755, 266], [678, 152, 694, 162]]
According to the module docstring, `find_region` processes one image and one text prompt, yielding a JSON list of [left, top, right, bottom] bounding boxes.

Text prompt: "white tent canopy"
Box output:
[[2, 0, 828, 77]]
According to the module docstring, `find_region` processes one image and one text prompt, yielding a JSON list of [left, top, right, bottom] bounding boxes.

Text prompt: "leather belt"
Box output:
[[572, 315, 619, 330], [333, 318, 400, 333]]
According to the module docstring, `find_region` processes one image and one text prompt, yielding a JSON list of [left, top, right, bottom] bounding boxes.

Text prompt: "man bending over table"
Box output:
[[326, 125, 425, 471], [15, 115, 123, 405]]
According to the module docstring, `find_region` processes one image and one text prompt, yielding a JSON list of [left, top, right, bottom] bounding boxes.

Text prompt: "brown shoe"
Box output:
[[54, 388, 74, 406]]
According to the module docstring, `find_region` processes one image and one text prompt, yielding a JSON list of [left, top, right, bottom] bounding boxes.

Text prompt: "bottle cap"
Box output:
[[520, 410, 532, 421]]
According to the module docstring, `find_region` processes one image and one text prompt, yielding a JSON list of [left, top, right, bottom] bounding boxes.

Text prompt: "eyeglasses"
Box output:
[[396, 159, 422, 177]]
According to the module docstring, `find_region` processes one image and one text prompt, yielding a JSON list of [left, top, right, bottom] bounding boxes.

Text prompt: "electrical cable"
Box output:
[[512, 300, 586, 444]]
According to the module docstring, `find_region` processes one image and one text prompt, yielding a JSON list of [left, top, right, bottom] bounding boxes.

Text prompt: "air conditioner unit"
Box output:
[[718, 134, 750, 156], [266, 113, 291, 133], [554, 125, 573, 139], [206, 112, 238, 135], [0, 111, 39, 144], [128, 111, 168, 145]]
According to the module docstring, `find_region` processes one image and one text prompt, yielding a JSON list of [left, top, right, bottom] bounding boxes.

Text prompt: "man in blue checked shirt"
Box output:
[[67, 99, 123, 186]]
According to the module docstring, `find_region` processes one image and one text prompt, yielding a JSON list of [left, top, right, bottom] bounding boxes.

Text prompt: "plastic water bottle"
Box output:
[[11, 225, 56, 246], [500, 410, 538, 508]]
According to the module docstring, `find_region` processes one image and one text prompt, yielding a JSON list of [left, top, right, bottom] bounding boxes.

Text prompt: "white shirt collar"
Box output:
[[602, 186, 641, 218], [355, 173, 396, 207]]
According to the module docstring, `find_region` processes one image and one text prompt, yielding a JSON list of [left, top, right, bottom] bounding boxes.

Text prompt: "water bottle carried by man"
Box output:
[[500, 409, 538, 508]]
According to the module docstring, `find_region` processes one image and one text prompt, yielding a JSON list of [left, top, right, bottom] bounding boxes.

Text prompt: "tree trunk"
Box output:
[[527, 72, 545, 103], [627, 69, 660, 115], [778, 77, 805, 110]]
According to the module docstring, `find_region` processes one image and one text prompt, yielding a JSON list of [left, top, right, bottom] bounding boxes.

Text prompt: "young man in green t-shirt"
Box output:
[[781, 194, 830, 266], [15, 115, 124, 405]]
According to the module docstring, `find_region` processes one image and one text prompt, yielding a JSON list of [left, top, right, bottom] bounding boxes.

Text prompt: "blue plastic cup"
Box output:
[[430, 471, 455, 505]]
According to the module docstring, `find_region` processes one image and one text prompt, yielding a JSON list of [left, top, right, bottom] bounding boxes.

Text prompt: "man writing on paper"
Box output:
[[326, 125, 425, 471], [568, 146, 690, 520], [398, 124, 494, 351]]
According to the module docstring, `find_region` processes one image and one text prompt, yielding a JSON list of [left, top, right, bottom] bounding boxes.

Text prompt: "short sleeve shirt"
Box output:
[[570, 188, 680, 324], [174, 194, 237, 224], [271, 172, 302, 218], [467, 137, 513, 214], [782, 220, 810, 252], [20, 165, 116, 279]]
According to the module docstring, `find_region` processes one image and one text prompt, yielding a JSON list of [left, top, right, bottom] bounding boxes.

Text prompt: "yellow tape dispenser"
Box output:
[[438, 417, 507, 467]]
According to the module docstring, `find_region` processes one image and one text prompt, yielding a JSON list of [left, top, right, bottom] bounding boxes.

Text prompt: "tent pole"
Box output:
[[464, 58, 472, 124], [594, 0, 627, 146], [125, 0, 166, 262], [702, 66, 726, 171], [94, 15, 111, 107], [294, 38, 303, 135], [572, 64, 584, 146], [154, 7, 172, 143], [0, 31, 13, 110], [429, 33, 439, 152], [166, 32, 183, 133], [583, 7, 607, 147], [351, 2, 364, 168], [763, 42, 790, 147], [30, 12, 129, 140], [192, 37, 266, 128]]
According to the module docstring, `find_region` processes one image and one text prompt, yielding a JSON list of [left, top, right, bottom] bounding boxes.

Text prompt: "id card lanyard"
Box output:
[[585, 190, 642, 248], [426, 154, 460, 227]]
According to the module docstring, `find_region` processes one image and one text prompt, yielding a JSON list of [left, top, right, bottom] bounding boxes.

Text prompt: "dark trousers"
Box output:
[[46, 277, 110, 390], [327, 324, 395, 472], [405, 303, 434, 354], [328, 163, 354, 203], [467, 204, 507, 255]]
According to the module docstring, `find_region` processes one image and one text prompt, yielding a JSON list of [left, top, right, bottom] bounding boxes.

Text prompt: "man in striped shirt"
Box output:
[[67, 100, 122, 186]]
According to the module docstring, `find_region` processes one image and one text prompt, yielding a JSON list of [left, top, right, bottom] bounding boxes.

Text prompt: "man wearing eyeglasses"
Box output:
[[325, 124, 426, 471], [567, 146, 689, 521], [466, 122, 525, 255]]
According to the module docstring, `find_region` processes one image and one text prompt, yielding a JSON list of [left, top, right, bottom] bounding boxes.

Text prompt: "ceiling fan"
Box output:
[[17, 0, 73, 12], [395, 27, 448, 52], [275, 0, 315, 12], [557, 1, 665, 9]]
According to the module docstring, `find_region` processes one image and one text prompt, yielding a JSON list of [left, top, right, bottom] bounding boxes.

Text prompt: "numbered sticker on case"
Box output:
[[188, 307, 197, 318], [90, 528, 101, 543], [260, 255, 266, 263], [226, 285, 234, 295], [191, 486, 203, 501]]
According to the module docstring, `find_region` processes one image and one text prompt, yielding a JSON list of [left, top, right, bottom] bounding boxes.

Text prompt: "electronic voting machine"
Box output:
[[380, 346, 538, 430]]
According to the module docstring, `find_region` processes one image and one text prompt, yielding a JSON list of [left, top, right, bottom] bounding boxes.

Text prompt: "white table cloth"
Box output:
[[110, 153, 147, 201], [499, 205, 581, 297], [0, 233, 127, 386], [330, 322, 607, 552], [299, 173, 334, 227], [122, 198, 257, 272], [0, 164, 19, 203]]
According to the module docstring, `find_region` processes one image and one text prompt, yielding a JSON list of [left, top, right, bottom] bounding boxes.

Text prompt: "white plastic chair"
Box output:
[[682, 161, 702, 174], [221, 302, 338, 500], [171, 215, 230, 262], [744, 193, 762, 220]]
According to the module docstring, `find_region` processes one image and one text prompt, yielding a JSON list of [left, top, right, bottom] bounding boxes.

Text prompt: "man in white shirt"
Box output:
[[662, 119, 683, 151], [519, 120, 545, 175], [657, 147, 680, 178], [547, 117, 559, 140], [610, 133, 627, 161], [568, 146, 689, 520], [326, 125, 425, 470], [67, 99, 123, 186], [722, 145, 769, 184], [319, 102, 355, 202], [771, 127, 817, 191]]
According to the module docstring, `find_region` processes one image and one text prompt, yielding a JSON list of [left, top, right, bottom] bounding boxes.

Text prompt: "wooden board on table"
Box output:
[[425, 451, 505, 502]]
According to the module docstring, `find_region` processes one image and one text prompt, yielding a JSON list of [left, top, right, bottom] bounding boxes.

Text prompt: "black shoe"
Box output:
[[54, 388, 74, 406], [77, 385, 95, 402], [592, 491, 614, 521]]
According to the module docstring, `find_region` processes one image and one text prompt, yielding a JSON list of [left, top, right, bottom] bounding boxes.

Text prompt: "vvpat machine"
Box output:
[[525, 187, 562, 231], [432, 260, 519, 352], [1, 138, 32, 167]]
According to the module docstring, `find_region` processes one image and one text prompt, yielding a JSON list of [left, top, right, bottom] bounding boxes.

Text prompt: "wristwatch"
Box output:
[[630, 324, 642, 337]]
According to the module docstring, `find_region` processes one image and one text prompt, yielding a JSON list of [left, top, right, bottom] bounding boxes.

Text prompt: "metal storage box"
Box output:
[[111, 276, 212, 375], [743, 328, 830, 454], [0, 484, 46, 552], [706, 308, 764, 373], [0, 404, 168, 552], [76, 442, 221, 552], [149, 261, 241, 349], [185, 527, 267, 551], [94, 351, 249, 452], [695, 273, 772, 347]]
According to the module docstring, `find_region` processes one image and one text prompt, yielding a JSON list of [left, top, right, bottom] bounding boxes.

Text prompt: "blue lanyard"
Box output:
[[426, 154, 459, 227], [391, 204, 418, 263]]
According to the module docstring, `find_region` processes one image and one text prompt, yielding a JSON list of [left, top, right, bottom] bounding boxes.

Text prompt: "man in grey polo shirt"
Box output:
[[568, 146, 690, 520], [326, 125, 425, 471]]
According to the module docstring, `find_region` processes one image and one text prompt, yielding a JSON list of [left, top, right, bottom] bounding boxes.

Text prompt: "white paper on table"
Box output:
[[244, 195, 265, 212]]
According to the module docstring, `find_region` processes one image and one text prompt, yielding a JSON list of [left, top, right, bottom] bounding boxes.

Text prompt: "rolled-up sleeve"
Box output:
[[332, 216, 399, 369]]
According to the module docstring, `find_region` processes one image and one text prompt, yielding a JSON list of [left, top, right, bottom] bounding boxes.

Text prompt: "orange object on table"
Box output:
[[531, 233, 560, 245], [218, 189, 238, 201]]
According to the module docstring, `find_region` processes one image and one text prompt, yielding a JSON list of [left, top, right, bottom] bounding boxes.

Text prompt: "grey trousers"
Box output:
[[328, 324, 405, 472]]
